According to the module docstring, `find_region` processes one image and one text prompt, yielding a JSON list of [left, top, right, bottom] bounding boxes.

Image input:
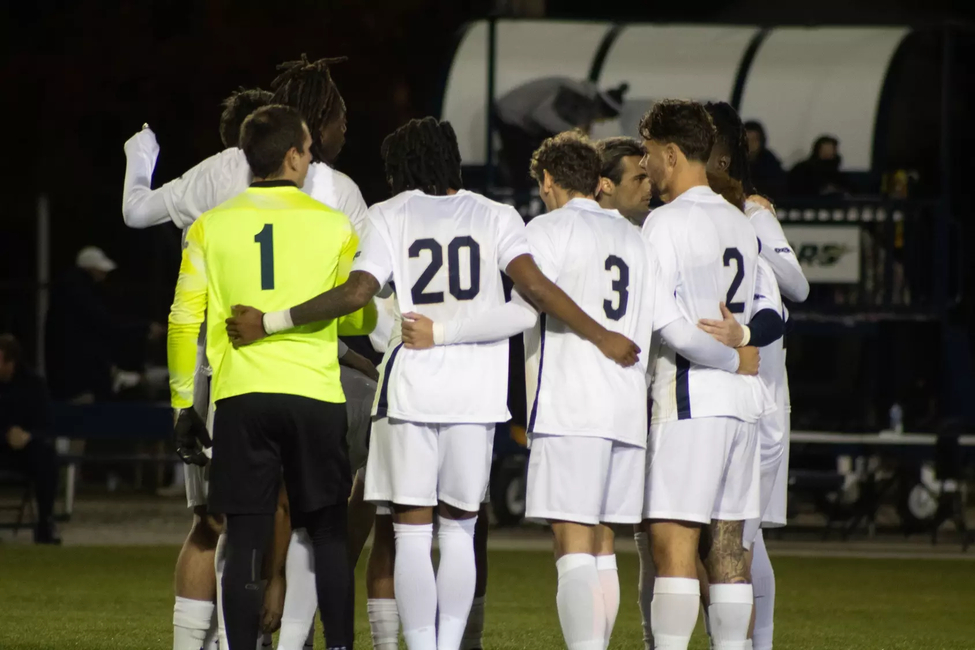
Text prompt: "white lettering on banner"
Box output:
[[782, 225, 860, 283]]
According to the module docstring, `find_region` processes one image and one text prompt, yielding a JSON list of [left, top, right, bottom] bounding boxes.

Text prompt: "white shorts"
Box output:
[[762, 427, 790, 528], [526, 434, 645, 526], [185, 364, 214, 509], [364, 418, 495, 512], [744, 413, 790, 547], [644, 417, 760, 524]]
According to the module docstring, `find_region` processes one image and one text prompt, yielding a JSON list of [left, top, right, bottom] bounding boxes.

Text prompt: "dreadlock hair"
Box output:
[[705, 101, 754, 195], [381, 117, 464, 196], [271, 54, 348, 163], [219, 87, 273, 149]]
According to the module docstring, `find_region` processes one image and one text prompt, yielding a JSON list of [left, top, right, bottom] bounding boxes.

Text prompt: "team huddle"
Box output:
[[121, 55, 809, 650]]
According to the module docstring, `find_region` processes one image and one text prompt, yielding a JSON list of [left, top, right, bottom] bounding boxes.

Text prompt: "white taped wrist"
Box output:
[[737, 325, 751, 347], [433, 322, 446, 346], [263, 310, 293, 335]]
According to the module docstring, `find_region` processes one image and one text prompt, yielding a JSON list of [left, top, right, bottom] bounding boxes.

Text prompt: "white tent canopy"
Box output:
[[439, 20, 910, 172]]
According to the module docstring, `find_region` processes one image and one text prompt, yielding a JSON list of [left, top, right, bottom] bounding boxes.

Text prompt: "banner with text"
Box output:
[[781, 225, 860, 283]]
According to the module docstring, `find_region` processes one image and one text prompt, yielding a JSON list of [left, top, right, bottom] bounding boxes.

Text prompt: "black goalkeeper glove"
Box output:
[[173, 408, 212, 467]]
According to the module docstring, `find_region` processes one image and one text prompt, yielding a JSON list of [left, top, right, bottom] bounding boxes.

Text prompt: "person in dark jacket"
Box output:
[[44, 246, 163, 402], [787, 135, 852, 197], [744, 120, 787, 200], [0, 334, 60, 544]]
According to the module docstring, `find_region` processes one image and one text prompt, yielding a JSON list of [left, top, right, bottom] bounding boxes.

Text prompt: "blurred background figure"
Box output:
[[788, 135, 852, 197], [494, 77, 628, 197], [0, 334, 60, 544], [44, 246, 164, 404], [743, 120, 786, 200]]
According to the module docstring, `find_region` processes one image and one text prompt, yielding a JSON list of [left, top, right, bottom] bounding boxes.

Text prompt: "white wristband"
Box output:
[[262, 309, 294, 335], [432, 322, 446, 346], [737, 325, 751, 348]]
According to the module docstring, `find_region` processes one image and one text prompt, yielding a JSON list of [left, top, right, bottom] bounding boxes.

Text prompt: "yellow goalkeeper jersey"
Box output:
[[167, 180, 376, 409]]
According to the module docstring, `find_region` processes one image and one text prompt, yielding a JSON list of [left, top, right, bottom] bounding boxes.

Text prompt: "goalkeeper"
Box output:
[[168, 104, 374, 650]]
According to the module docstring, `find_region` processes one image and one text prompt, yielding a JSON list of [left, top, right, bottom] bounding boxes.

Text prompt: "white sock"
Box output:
[[703, 607, 715, 650], [555, 554, 605, 650], [173, 597, 214, 650], [436, 517, 478, 650], [278, 529, 318, 650], [596, 555, 619, 650], [394, 523, 437, 650], [751, 532, 775, 650], [461, 596, 485, 650], [708, 584, 754, 650], [368, 598, 401, 650], [650, 577, 700, 650], [634, 532, 655, 650], [304, 623, 315, 649], [214, 533, 228, 650], [259, 632, 273, 649]]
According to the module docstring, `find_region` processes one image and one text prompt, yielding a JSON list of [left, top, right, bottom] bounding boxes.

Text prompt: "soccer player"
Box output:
[[595, 136, 652, 226], [638, 100, 774, 650], [225, 117, 641, 650], [168, 104, 374, 650], [703, 101, 810, 650]]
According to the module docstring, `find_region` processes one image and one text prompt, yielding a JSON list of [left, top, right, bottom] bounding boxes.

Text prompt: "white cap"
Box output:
[[76, 246, 117, 273]]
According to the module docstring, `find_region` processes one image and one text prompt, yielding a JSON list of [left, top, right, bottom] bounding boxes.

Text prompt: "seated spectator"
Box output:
[[788, 135, 852, 197], [744, 120, 787, 200], [44, 246, 164, 403], [0, 334, 60, 544]]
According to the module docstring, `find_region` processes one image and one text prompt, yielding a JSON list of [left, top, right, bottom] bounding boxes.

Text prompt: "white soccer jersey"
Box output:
[[745, 200, 809, 305], [753, 258, 789, 416], [523, 198, 665, 447], [643, 186, 770, 423], [353, 190, 530, 423]]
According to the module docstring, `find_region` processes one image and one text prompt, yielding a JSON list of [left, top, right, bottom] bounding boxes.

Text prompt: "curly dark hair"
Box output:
[[381, 117, 463, 196], [219, 87, 273, 149], [530, 131, 601, 196], [270, 54, 348, 163], [638, 99, 715, 164], [705, 101, 754, 194], [596, 137, 645, 185]]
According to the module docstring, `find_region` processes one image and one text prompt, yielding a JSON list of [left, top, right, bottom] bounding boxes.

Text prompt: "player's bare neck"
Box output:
[[554, 188, 594, 209], [668, 163, 710, 203]]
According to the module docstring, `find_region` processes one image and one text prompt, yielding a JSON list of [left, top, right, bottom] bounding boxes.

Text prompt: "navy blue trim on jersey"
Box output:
[[527, 314, 547, 432], [375, 343, 404, 418], [675, 353, 691, 420]]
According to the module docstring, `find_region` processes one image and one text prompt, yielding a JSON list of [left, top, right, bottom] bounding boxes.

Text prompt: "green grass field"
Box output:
[[1, 546, 973, 649]]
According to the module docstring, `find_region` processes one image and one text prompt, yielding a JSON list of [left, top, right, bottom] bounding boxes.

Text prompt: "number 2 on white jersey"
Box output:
[[723, 247, 745, 313]]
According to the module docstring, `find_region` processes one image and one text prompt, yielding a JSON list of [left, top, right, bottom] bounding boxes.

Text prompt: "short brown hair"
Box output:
[[638, 99, 716, 164], [220, 87, 273, 149], [0, 334, 22, 365], [597, 137, 645, 184], [240, 105, 307, 179], [530, 131, 601, 195]]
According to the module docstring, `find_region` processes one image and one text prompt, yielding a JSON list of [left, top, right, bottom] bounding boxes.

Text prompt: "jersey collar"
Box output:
[[251, 180, 299, 188], [565, 197, 602, 211]]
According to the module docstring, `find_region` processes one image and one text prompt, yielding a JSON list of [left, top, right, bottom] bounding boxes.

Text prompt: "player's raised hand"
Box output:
[[596, 331, 641, 368], [698, 302, 745, 347], [226, 305, 267, 347], [401, 312, 435, 349], [123, 123, 160, 160], [736, 346, 760, 375], [173, 408, 212, 467]]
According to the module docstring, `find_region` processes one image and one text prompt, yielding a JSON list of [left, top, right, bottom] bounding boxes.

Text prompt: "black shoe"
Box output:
[[34, 521, 62, 545]]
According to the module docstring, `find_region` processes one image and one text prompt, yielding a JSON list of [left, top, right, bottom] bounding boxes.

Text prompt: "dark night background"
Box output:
[[0, 0, 973, 397]]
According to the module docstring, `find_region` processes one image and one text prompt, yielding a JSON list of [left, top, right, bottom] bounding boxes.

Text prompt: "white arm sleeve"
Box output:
[[438, 290, 539, 345], [752, 258, 783, 315], [337, 339, 349, 358], [659, 319, 740, 373], [122, 128, 171, 228], [750, 208, 810, 302]]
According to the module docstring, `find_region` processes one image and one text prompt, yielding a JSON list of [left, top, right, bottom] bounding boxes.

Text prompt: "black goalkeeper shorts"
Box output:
[[208, 393, 350, 516]]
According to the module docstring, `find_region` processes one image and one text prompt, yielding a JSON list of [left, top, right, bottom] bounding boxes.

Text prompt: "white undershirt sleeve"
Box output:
[[122, 128, 171, 228], [659, 319, 740, 373], [750, 208, 810, 302], [437, 290, 539, 345]]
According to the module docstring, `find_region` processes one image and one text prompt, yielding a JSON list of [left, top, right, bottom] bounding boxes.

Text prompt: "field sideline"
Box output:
[[1, 545, 973, 649]]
